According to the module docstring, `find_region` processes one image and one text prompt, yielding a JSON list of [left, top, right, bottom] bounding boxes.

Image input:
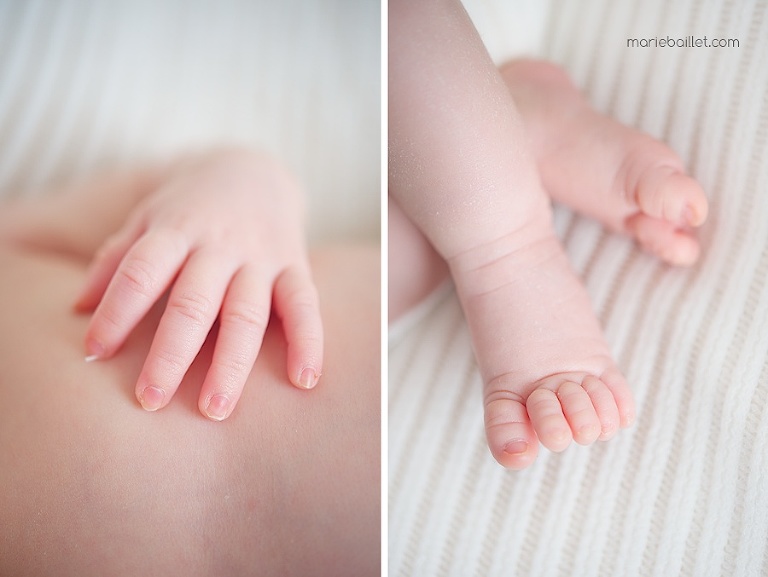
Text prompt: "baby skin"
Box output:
[[3, 149, 324, 421], [79, 150, 324, 420], [389, 0, 708, 469]]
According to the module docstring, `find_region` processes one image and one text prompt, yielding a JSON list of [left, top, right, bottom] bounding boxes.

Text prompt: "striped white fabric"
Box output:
[[389, 1, 768, 575], [0, 0, 380, 244]]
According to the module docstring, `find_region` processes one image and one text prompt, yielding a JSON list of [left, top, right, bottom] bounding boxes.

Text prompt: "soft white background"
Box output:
[[0, 0, 381, 244]]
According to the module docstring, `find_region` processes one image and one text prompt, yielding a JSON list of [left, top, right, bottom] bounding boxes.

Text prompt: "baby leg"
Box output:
[[501, 59, 709, 265], [389, 0, 634, 469]]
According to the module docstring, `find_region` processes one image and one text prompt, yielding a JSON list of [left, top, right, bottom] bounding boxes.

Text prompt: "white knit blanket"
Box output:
[[390, 1, 768, 575]]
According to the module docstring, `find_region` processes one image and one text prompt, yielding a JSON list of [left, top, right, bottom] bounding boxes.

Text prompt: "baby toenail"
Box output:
[[503, 440, 529, 455]]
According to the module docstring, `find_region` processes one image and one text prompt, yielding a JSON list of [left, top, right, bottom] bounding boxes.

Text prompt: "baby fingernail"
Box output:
[[139, 386, 165, 412], [503, 440, 529, 455], [298, 368, 319, 389], [86, 338, 106, 359], [205, 394, 231, 421]]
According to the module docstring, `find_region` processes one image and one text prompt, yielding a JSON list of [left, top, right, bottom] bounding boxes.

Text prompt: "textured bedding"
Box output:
[[0, 0, 380, 245], [389, 1, 768, 575]]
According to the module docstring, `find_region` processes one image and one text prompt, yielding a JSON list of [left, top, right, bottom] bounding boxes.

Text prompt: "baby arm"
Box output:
[[0, 167, 164, 260]]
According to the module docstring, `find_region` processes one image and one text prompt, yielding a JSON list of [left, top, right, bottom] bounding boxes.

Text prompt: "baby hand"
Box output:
[[75, 149, 323, 420]]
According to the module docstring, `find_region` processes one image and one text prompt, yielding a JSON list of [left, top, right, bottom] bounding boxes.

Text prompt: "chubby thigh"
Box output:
[[0, 244, 380, 577]]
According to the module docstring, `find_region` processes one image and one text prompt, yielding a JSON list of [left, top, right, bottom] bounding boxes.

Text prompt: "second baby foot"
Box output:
[[449, 217, 635, 470], [500, 59, 709, 266]]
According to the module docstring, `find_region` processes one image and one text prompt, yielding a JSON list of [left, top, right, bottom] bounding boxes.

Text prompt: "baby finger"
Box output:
[[198, 264, 271, 421]]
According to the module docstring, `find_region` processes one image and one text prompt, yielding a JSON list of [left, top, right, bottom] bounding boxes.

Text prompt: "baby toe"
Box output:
[[526, 387, 572, 452], [581, 375, 620, 441], [557, 381, 601, 445], [626, 212, 701, 266], [657, 172, 708, 227], [601, 370, 636, 429], [484, 392, 539, 470], [633, 162, 708, 228]]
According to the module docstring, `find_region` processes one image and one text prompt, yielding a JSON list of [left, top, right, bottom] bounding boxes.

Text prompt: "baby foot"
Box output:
[[500, 59, 709, 266], [449, 219, 635, 470], [389, 188, 633, 469]]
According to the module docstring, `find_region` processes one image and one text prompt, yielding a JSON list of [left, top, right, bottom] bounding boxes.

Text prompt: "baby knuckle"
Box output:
[[169, 291, 214, 324], [223, 302, 267, 330], [526, 389, 553, 410], [570, 407, 596, 422], [153, 347, 188, 375], [483, 388, 526, 407], [218, 353, 252, 377], [283, 285, 320, 315], [96, 304, 125, 332], [288, 322, 322, 350], [151, 226, 189, 250], [296, 331, 323, 350], [118, 257, 157, 295], [483, 394, 525, 428], [294, 287, 320, 309]]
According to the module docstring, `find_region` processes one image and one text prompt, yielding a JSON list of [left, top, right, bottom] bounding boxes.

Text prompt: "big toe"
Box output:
[[484, 393, 540, 470]]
